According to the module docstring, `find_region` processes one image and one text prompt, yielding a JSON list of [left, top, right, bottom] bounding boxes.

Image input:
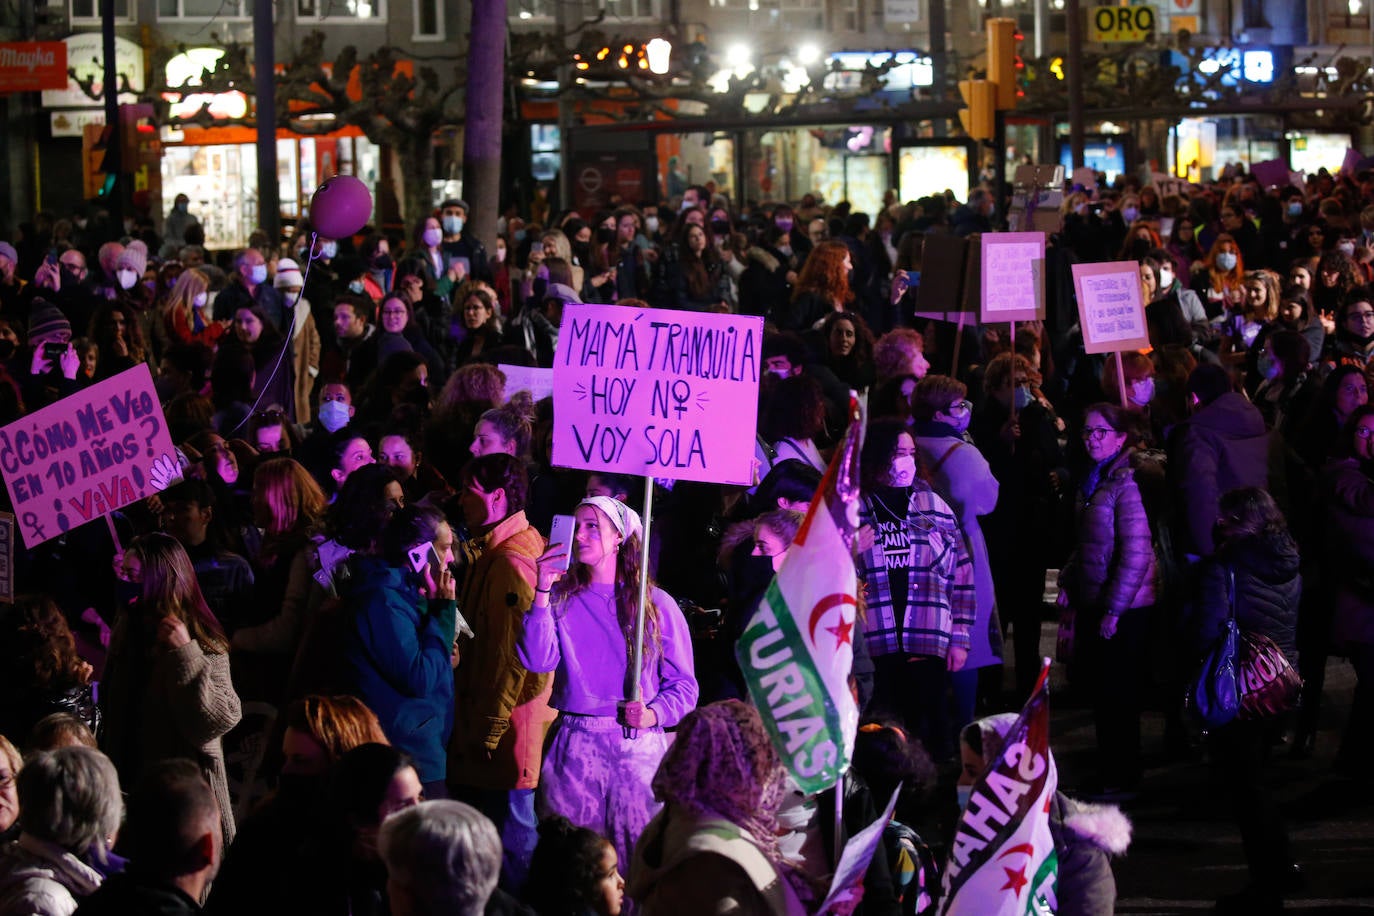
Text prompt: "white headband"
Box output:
[[579, 496, 643, 544]]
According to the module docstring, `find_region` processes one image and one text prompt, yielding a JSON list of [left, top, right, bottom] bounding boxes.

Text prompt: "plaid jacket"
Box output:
[[857, 486, 976, 659]]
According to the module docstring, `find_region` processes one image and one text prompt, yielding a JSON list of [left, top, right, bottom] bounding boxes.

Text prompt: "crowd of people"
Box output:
[[0, 166, 1370, 916]]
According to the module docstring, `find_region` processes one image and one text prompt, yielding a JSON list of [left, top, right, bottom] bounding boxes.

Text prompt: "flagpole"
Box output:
[[833, 773, 845, 871], [626, 476, 655, 740]]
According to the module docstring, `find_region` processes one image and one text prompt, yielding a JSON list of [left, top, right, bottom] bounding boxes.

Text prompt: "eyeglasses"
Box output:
[[1082, 426, 1116, 441], [947, 399, 972, 414], [1347, 310, 1374, 321], [381, 308, 409, 317]]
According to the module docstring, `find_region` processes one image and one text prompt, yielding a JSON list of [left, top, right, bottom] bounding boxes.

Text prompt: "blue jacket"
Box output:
[[342, 556, 457, 784]]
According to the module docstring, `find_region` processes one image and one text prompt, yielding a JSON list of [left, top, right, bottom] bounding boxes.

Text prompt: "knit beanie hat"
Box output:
[[274, 258, 303, 289], [117, 239, 148, 275], [28, 298, 71, 342]]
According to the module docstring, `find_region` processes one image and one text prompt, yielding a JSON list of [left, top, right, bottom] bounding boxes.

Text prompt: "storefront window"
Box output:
[[898, 145, 973, 202]]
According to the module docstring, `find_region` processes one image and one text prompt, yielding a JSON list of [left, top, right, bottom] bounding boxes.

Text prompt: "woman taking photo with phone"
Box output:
[[517, 496, 699, 873]]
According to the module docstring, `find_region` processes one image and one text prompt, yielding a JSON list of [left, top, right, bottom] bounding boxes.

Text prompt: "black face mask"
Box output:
[[60, 267, 83, 288], [595, 227, 616, 245], [372, 254, 395, 271], [0, 340, 14, 361], [711, 219, 731, 235], [734, 553, 777, 597], [1129, 238, 1152, 259]]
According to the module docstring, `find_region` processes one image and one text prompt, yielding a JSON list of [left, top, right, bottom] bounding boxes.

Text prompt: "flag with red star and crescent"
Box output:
[[939, 661, 1058, 916], [735, 396, 863, 795]]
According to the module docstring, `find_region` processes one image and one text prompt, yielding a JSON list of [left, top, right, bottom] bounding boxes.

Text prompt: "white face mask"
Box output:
[[889, 454, 917, 487], [116, 269, 138, 290], [494, 246, 507, 263], [1159, 268, 1175, 288], [192, 291, 208, 308], [645, 216, 660, 234], [249, 264, 268, 285]]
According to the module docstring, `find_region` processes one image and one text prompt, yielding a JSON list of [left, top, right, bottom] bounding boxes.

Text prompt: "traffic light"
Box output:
[[958, 79, 995, 141], [987, 17, 1018, 110]]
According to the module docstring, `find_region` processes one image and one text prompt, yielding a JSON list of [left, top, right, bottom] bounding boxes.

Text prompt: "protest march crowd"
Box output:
[[0, 165, 1371, 916]]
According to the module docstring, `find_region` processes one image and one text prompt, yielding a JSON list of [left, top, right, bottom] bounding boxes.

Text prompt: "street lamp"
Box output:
[[646, 37, 672, 74], [797, 43, 821, 65]]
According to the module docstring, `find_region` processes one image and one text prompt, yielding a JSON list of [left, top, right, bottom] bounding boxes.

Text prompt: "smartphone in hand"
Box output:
[[548, 514, 575, 572]]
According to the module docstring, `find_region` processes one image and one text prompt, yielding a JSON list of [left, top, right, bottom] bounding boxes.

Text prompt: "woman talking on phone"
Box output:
[[341, 503, 458, 799], [517, 496, 699, 872]]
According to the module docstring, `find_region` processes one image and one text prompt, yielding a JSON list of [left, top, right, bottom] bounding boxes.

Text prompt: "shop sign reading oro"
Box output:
[[1089, 4, 1156, 42]]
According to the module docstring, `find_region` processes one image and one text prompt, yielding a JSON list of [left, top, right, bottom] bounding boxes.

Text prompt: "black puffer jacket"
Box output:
[[1062, 448, 1158, 618], [1326, 457, 1374, 649], [1189, 529, 1301, 666], [1168, 392, 1272, 557]]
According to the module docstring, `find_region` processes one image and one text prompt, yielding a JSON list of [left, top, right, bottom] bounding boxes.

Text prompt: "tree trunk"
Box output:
[[399, 132, 434, 227], [462, 0, 507, 254]]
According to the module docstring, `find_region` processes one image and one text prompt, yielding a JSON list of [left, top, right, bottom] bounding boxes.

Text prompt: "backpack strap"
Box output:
[[930, 440, 963, 476]]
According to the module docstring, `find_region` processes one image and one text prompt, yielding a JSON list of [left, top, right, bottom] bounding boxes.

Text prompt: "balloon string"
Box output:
[[225, 232, 317, 435]]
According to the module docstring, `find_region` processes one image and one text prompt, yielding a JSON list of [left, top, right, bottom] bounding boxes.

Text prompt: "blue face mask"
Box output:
[[320, 241, 338, 259], [1288, 202, 1304, 218], [1122, 207, 1140, 223], [1013, 386, 1033, 411], [348, 280, 365, 295], [443, 215, 464, 235], [318, 399, 351, 432], [1216, 252, 1238, 271]]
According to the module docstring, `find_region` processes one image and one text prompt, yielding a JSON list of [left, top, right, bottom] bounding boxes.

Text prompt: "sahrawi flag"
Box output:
[[736, 398, 862, 795], [940, 661, 1058, 916]]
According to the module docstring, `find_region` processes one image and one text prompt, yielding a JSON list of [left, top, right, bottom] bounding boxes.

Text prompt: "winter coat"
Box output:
[[290, 297, 321, 426], [341, 555, 458, 785], [449, 511, 556, 791], [1063, 448, 1158, 618], [0, 834, 104, 916], [629, 809, 809, 916], [100, 616, 242, 846], [857, 486, 976, 660], [72, 873, 201, 916], [1325, 457, 1374, 649], [1168, 392, 1272, 557], [1051, 793, 1132, 916], [1189, 531, 1301, 667], [914, 430, 1003, 669], [0, 682, 100, 753]]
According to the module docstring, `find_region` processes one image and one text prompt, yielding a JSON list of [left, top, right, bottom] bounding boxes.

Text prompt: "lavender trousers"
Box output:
[[536, 713, 672, 874]]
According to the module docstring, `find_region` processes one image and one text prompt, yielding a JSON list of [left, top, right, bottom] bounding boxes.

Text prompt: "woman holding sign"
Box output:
[[518, 496, 698, 873]]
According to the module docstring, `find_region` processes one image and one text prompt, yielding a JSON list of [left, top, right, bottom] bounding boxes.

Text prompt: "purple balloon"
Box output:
[[311, 175, 373, 240]]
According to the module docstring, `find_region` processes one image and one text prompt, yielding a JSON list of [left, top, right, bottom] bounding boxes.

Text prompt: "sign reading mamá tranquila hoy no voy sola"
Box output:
[[552, 304, 763, 486]]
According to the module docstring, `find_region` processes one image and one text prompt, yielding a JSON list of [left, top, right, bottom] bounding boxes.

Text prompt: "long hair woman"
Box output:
[[784, 240, 854, 331], [164, 268, 225, 349], [518, 496, 699, 873], [101, 533, 242, 844], [0, 595, 99, 746]]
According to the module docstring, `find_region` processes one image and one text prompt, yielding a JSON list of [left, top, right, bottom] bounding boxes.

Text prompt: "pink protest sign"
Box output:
[[552, 304, 763, 486], [1072, 260, 1151, 355], [980, 232, 1046, 323], [0, 363, 178, 548]]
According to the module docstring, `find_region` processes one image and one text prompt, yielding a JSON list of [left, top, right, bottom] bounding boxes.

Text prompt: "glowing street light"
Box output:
[[646, 37, 672, 74], [797, 43, 821, 65]]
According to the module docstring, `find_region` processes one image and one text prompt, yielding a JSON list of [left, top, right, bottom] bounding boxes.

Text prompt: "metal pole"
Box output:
[[929, 0, 949, 136], [101, 0, 122, 229], [626, 477, 655, 739], [1033, 0, 1049, 58], [555, 0, 574, 212], [1065, 0, 1086, 169], [994, 109, 1008, 227], [254, 0, 281, 244]]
